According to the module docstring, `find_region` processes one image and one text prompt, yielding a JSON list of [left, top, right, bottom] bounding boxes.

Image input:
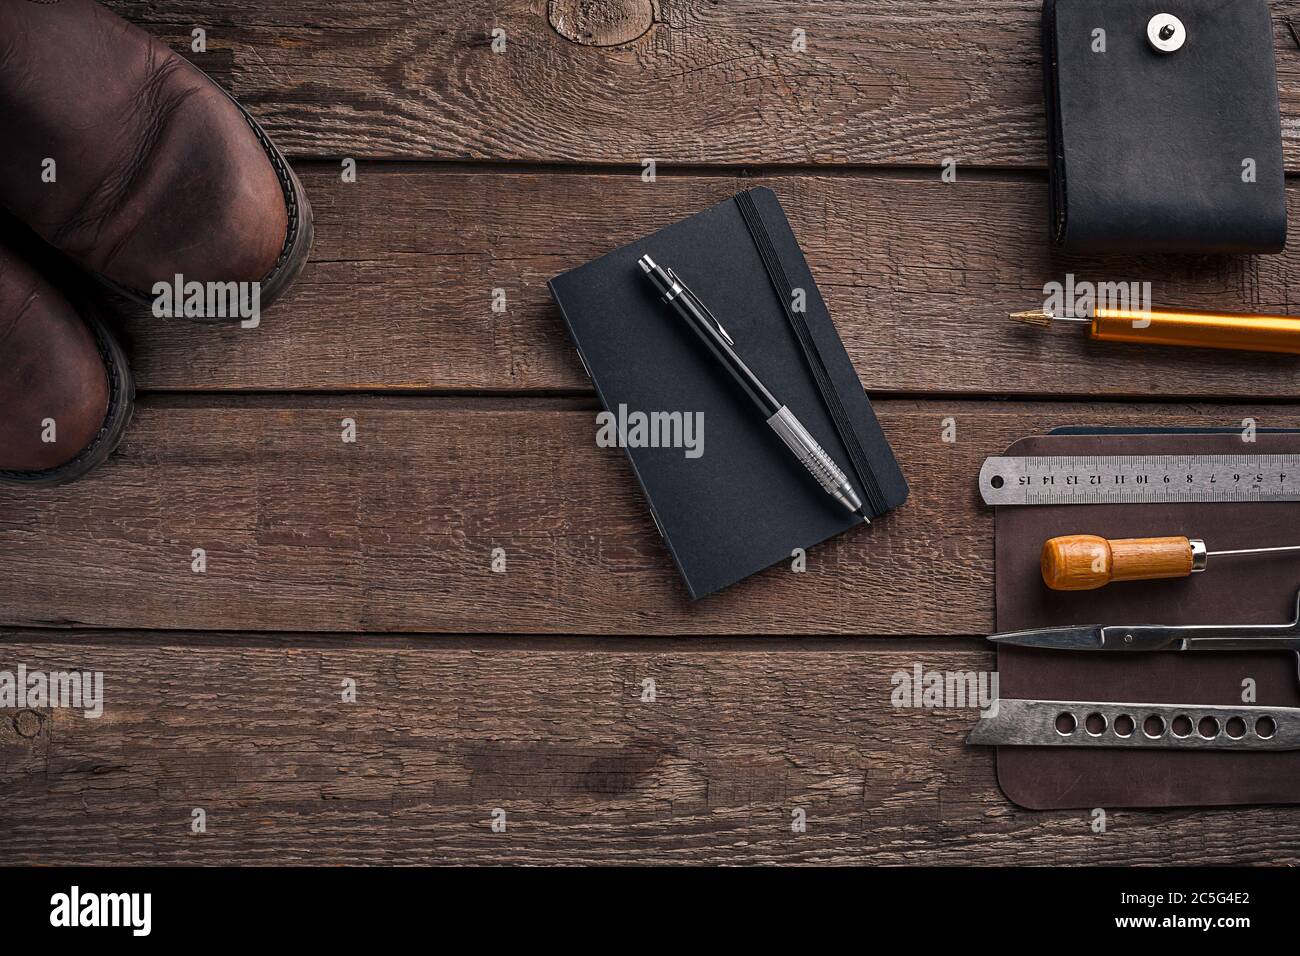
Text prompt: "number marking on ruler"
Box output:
[[979, 455, 1300, 506]]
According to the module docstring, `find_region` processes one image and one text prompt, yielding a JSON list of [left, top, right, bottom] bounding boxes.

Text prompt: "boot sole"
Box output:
[[0, 310, 135, 488], [96, 71, 315, 319]]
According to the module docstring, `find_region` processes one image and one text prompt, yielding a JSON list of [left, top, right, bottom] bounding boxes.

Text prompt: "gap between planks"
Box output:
[[0, 627, 990, 653], [123, 392, 1300, 409], [282, 157, 1300, 183]]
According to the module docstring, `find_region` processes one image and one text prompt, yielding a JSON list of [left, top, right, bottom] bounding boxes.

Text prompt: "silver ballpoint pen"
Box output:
[[638, 254, 869, 521]]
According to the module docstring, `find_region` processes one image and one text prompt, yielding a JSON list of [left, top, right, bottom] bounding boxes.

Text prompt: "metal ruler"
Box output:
[[979, 454, 1300, 506]]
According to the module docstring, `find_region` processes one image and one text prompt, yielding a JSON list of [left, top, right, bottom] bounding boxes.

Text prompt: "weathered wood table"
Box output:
[[3, 1, 1299, 864]]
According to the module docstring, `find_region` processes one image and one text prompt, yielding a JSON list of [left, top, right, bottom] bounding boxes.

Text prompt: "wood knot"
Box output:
[[14, 710, 42, 738], [548, 0, 655, 47]]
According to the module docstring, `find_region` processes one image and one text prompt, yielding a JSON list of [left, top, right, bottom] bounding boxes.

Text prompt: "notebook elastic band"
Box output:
[[733, 189, 887, 515]]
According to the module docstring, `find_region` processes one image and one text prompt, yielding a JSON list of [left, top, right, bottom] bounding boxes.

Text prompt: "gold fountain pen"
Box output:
[[1010, 306, 1300, 355]]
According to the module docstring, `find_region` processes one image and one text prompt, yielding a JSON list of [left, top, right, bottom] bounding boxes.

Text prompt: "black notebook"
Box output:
[[548, 188, 908, 599]]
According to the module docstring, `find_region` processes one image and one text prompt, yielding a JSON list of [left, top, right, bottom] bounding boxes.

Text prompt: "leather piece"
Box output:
[[1043, 0, 1286, 254], [994, 433, 1300, 809], [0, 0, 288, 292], [0, 238, 109, 472]]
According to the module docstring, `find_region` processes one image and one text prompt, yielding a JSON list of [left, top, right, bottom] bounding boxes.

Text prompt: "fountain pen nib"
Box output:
[[1008, 309, 1055, 328]]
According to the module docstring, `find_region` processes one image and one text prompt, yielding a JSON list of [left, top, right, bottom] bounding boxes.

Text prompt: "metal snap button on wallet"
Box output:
[[1146, 13, 1185, 53]]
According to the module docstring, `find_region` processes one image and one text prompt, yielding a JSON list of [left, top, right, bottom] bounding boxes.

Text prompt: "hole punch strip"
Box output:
[[968, 699, 1300, 750]]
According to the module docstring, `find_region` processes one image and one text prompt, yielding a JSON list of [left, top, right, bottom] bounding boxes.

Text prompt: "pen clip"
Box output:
[[667, 268, 735, 346]]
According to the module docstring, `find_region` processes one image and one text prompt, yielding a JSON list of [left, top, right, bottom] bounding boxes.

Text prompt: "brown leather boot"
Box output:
[[0, 237, 133, 486], [0, 0, 312, 318]]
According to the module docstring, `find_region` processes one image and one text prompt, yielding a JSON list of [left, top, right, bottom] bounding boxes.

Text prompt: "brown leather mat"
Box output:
[[994, 432, 1300, 809]]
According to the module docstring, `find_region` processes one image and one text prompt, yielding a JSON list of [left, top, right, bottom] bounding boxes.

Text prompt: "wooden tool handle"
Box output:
[[1092, 308, 1300, 355], [1040, 534, 1196, 590]]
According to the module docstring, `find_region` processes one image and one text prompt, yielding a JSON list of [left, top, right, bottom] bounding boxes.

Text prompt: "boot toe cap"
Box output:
[[0, 255, 112, 474]]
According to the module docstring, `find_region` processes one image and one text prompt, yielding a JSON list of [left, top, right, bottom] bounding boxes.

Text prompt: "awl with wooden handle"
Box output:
[[1041, 534, 1300, 591]]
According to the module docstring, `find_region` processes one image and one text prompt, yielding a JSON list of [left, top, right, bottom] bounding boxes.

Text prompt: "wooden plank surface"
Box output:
[[5, 0, 1297, 866], [2, 634, 1295, 865], [2, 398, 1295, 635], [104, 0, 1300, 168], [122, 167, 1300, 397]]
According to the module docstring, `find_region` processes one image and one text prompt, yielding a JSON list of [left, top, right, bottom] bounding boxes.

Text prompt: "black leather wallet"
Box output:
[[1043, 0, 1286, 255]]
